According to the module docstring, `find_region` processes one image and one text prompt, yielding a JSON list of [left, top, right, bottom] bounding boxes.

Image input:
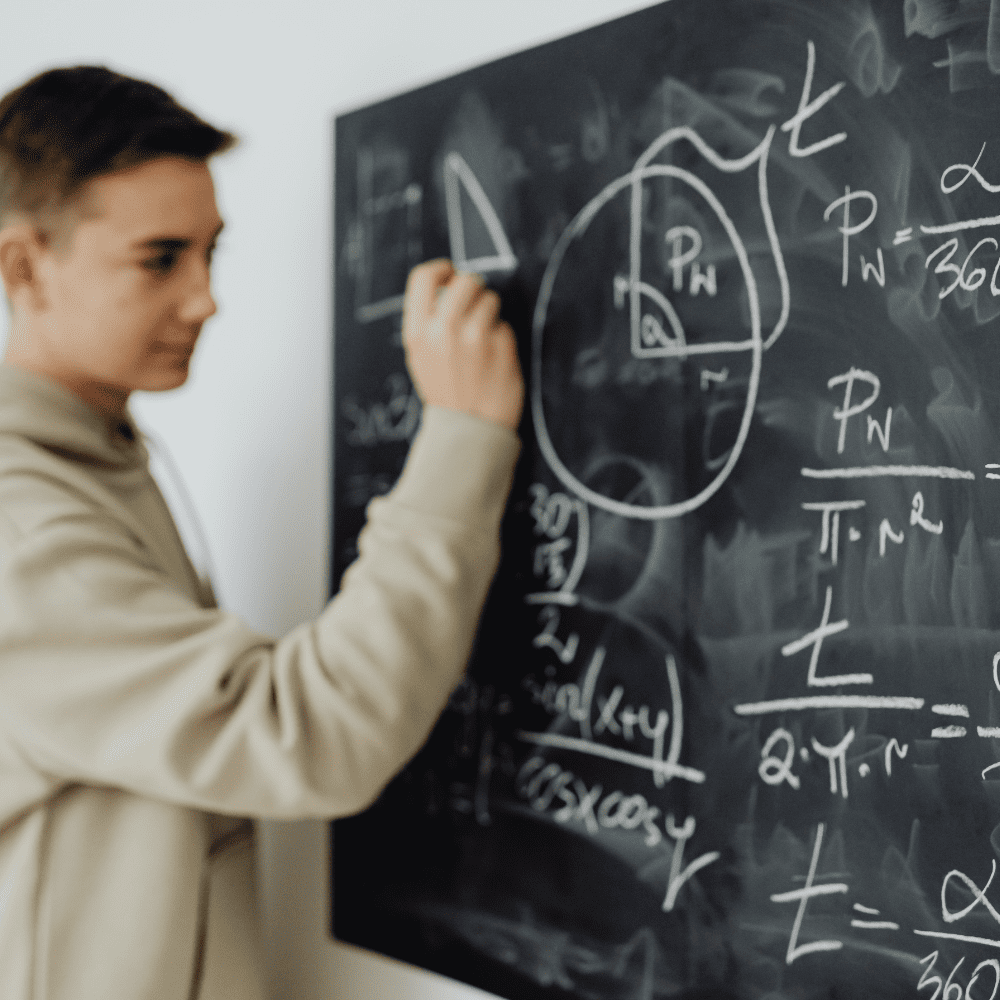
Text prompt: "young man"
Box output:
[[0, 66, 523, 999]]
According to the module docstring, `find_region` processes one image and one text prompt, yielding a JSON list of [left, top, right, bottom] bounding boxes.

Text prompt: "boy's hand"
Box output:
[[402, 260, 524, 432]]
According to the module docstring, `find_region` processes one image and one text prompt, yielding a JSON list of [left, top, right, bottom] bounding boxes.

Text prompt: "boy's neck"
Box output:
[[4, 328, 130, 422], [58, 376, 131, 422]]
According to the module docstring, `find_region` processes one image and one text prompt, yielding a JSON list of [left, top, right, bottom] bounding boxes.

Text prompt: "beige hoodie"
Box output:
[[0, 365, 520, 1000]]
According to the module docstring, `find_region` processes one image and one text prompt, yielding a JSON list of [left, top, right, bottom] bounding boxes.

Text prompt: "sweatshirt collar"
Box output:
[[0, 364, 147, 471]]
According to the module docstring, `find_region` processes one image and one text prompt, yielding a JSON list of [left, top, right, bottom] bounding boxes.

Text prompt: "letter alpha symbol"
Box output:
[[443, 151, 518, 275]]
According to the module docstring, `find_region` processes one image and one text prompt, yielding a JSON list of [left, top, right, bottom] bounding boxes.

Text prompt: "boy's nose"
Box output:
[[178, 262, 217, 323]]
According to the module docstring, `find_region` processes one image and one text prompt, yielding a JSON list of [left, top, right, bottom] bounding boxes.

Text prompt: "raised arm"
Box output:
[[0, 261, 524, 820]]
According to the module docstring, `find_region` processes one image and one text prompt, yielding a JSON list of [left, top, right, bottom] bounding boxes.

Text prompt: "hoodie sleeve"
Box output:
[[0, 406, 520, 819]]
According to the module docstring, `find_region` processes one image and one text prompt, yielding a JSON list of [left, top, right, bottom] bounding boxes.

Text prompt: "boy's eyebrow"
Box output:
[[130, 220, 225, 252]]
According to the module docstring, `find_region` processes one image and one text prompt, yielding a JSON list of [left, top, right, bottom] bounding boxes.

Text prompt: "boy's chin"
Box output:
[[140, 361, 192, 392]]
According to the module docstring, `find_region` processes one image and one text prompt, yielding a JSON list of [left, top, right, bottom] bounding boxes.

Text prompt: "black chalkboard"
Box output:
[[330, 2, 1000, 997]]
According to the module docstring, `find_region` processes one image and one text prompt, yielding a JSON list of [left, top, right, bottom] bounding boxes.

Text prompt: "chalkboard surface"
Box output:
[[330, 2, 1000, 997]]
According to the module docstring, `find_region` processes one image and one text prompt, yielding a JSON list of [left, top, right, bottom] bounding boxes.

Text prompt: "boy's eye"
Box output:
[[143, 251, 178, 274], [141, 240, 219, 276]]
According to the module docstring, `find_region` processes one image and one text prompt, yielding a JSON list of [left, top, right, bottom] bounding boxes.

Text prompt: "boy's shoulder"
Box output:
[[0, 365, 150, 539], [0, 432, 111, 543]]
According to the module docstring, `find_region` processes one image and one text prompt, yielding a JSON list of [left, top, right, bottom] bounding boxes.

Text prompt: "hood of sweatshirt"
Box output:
[[0, 363, 148, 477], [0, 361, 214, 607]]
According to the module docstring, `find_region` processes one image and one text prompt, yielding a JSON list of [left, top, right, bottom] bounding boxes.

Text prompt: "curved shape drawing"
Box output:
[[532, 127, 780, 520]]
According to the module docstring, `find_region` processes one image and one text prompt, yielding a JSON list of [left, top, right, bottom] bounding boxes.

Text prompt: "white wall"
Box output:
[[0, 2, 661, 996]]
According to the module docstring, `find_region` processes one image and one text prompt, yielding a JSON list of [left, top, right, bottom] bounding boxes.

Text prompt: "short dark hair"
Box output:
[[0, 65, 237, 235]]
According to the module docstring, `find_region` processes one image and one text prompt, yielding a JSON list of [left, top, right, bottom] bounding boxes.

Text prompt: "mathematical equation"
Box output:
[[335, 10, 1000, 992], [771, 820, 1000, 998]]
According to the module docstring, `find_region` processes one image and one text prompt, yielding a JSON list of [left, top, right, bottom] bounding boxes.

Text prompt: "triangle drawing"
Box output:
[[443, 151, 518, 275]]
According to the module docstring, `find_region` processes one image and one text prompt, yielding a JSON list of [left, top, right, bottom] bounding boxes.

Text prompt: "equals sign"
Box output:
[[851, 904, 899, 930], [987, 465, 1000, 480], [893, 228, 914, 245], [931, 703, 969, 738]]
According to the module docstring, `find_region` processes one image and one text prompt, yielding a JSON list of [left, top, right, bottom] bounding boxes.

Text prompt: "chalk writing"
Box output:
[[661, 815, 720, 912], [770, 823, 847, 964], [760, 727, 801, 790], [341, 373, 420, 446], [828, 367, 884, 454], [885, 738, 909, 776], [532, 121, 788, 520], [532, 606, 579, 665], [519, 653, 704, 786], [781, 40, 847, 158], [332, 8, 1000, 997], [811, 728, 855, 798], [443, 151, 518, 275], [824, 188, 878, 287], [781, 585, 869, 687], [348, 146, 422, 323], [516, 756, 666, 847], [525, 483, 589, 601], [916, 952, 1000, 1000], [803, 499, 865, 565]]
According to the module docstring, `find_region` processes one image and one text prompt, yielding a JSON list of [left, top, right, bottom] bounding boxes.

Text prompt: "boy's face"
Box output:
[[27, 156, 223, 401]]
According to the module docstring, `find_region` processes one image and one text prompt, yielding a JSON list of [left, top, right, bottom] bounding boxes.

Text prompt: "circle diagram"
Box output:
[[531, 133, 770, 520]]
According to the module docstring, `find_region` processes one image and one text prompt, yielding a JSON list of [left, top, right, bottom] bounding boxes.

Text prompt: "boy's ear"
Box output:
[[0, 223, 49, 313]]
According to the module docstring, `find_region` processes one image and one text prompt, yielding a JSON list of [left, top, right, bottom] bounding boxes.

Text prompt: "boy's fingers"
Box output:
[[436, 271, 486, 327], [403, 260, 455, 341], [463, 288, 501, 338], [494, 323, 520, 369], [461, 291, 500, 344]]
